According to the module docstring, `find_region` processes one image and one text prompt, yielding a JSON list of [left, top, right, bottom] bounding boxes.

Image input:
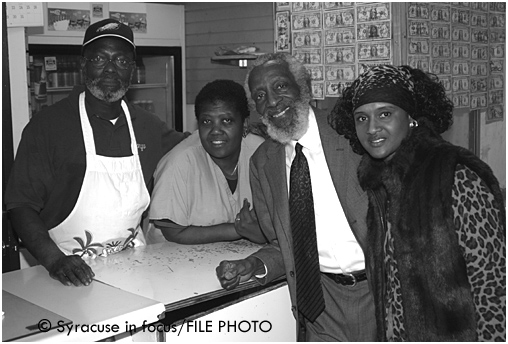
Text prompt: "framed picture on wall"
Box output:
[[486, 105, 504, 124], [275, 11, 291, 52]]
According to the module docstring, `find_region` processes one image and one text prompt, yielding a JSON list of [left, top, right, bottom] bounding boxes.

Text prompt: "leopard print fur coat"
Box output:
[[358, 121, 506, 341]]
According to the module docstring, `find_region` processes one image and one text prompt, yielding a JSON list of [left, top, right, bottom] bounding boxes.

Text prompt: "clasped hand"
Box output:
[[216, 256, 263, 290], [234, 199, 267, 244]]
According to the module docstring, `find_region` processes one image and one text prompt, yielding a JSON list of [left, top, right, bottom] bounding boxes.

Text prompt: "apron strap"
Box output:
[[78, 92, 139, 157], [78, 92, 96, 156], [120, 99, 139, 157]]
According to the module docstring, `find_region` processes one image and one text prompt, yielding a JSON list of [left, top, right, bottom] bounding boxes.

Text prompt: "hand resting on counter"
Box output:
[[216, 256, 266, 290], [9, 206, 94, 287], [45, 254, 95, 287]]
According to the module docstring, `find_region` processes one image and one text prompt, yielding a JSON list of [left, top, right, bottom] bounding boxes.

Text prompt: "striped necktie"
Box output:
[[289, 143, 325, 322]]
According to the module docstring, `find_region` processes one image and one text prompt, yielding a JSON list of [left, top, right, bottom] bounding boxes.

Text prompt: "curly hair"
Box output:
[[243, 53, 312, 112], [194, 79, 250, 120], [329, 65, 454, 155]]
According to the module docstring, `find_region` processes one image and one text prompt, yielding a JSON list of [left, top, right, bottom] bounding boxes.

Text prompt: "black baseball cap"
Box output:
[[82, 18, 136, 56]]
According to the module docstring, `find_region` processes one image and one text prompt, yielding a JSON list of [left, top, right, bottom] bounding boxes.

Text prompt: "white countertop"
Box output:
[[88, 240, 264, 309], [2, 240, 267, 341]]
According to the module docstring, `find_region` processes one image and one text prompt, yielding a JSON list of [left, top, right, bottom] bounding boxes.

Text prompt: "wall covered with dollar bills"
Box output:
[[275, 2, 399, 100], [405, 2, 505, 123], [273, 2, 505, 125], [274, 2, 505, 191]]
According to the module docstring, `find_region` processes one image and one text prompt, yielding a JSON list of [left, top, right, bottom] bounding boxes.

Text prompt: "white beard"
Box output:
[[84, 76, 130, 103], [261, 99, 310, 144]]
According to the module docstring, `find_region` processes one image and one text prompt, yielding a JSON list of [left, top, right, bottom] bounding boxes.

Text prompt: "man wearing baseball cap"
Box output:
[[5, 19, 188, 286]]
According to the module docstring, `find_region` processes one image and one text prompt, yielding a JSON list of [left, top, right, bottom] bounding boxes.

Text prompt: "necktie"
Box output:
[[289, 143, 325, 322]]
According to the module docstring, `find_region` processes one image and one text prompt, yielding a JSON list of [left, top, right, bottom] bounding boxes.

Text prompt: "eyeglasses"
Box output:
[[84, 56, 135, 70]]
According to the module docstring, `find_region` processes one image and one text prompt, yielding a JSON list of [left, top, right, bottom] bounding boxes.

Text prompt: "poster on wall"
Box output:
[[6, 2, 44, 27], [275, 11, 291, 52], [486, 105, 504, 124], [47, 7, 90, 31], [92, 4, 104, 18], [110, 12, 147, 33], [276, 2, 290, 11]]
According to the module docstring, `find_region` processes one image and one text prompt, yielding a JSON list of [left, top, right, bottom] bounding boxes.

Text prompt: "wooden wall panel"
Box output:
[[187, 17, 273, 35], [185, 2, 274, 105], [186, 3, 272, 23]]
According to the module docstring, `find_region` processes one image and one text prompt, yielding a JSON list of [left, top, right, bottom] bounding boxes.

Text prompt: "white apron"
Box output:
[[48, 92, 149, 258]]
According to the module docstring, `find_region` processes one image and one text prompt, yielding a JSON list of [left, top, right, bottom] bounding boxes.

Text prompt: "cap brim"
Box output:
[[83, 34, 136, 50]]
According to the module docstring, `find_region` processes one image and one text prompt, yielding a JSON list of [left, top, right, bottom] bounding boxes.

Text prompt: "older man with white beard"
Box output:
[[216, 53, 376, 341], [5, 19, 188, 287]]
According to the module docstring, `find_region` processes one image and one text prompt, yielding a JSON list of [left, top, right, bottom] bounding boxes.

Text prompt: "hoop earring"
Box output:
[[409, 120, 419, 128]]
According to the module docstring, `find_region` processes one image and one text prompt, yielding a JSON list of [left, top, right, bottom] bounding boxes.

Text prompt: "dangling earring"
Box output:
[[409, 120, 419, 128]]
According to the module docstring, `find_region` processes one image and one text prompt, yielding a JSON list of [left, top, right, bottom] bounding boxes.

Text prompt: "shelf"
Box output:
[[43, 86, 74, 93], [211, 54, 259, 61], [210, 54, 260, 68], [130, 83, 168, 89]]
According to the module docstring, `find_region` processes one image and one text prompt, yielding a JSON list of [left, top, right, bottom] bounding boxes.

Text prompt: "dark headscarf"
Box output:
[[351, 65, 416, 114]]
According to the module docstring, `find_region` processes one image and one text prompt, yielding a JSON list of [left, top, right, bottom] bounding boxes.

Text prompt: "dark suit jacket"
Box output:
[[249, 106, 369, 328]]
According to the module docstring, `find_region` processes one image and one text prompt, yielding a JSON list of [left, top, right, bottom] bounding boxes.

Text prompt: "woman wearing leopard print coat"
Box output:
[[330, 65, 505, 342]]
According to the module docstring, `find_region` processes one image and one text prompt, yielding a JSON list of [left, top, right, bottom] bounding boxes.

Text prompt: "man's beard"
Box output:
[[84, 75, 130, 103], [260, 95, 311, 144]]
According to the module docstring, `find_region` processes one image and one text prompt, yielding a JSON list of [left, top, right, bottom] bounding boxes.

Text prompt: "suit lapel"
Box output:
[[315, 108, 346, 205], [314, 108, 365, 229], [264, 141, 292, 245]]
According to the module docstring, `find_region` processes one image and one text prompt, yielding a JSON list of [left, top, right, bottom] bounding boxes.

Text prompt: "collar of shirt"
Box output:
[[285, 106, 320, 166], [88, 100, 139, 127], [92, 112, 125, 127], [284, 106, 365, 273]]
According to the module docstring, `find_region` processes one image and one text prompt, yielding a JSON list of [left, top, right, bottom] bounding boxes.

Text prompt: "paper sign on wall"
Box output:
[[48, 8, 91, 31], [6, 2, 44, 27], [110, 12, 147, 33]]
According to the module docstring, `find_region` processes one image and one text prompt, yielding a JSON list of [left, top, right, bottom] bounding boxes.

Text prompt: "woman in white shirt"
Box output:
[[147, 80, 266, 245]]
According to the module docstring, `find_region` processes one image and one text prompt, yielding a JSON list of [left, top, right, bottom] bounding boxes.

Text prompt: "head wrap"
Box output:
[[350, 65, 416, 114]]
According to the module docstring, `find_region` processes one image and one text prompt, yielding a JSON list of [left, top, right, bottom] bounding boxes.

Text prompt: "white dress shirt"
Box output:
[[285, 107, 365, 274]]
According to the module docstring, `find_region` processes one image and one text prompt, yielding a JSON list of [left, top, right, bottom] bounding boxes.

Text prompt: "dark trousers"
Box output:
[[299, 273, 376, 342]]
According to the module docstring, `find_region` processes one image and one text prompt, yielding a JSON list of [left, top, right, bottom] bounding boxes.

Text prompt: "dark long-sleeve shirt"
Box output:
[[5, 86, 187, 230]]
